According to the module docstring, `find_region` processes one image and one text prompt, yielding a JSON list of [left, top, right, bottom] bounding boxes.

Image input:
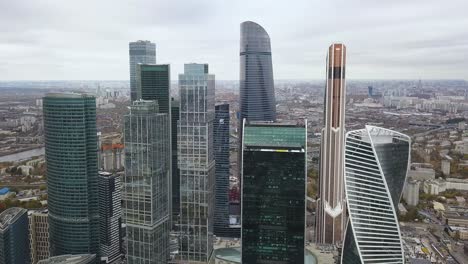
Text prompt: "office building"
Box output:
[[136, 64, 170, 113], [239, 21, 276, 122], [136, 63, 174, 224], [316, 43, 347, 245], [213, 104, 230, 237], [38, 254, 96, 264], [129, 40, 156, 101], [98, 171, 122, 263], [29, 211, 50, 264], [171, 99, 180, 221], [342, 126, 410, 263], [177, 63, 215, 263], [0, 207, 30, 264], [123, 100, 170, 264], [242, 122, 306, 264], [238, 20, 277, 209], [43, 93, 99, 257]]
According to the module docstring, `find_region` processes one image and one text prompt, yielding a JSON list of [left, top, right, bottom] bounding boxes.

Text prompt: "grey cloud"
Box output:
[[0, 0, 467, 80]]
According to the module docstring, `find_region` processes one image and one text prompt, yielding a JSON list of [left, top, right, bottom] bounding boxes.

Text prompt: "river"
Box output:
[[0, 147, 45, 163]]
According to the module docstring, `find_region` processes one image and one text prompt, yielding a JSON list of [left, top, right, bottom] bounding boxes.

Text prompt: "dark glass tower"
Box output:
[[98, 171, 122, 263], [43, 93, 99, 259], [137, 64, 170, 114], [214, 104, 230, 237], [171, 98, 180, 221], [239, 21, 276, 122], [136, 64, 174, 225], [241, 122, 306, 264], [0, 208, 30, 264], [238, 21, 277, 195], [129, 40, 156, 101]]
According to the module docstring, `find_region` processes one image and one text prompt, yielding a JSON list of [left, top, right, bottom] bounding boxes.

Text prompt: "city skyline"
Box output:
[[1, 0, 468, 81]]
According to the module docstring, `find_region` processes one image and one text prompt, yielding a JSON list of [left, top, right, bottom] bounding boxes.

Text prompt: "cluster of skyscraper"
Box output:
[[0, 21, 414, 264]]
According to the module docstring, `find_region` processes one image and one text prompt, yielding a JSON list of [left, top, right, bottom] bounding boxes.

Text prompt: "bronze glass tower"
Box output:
[[316, 44, 347, 245]]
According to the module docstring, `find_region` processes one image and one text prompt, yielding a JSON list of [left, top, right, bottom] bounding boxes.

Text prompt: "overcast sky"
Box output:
[[1, 0, 467, 81]]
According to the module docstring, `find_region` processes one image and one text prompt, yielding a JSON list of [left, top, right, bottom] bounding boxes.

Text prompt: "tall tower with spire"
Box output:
[[316, 43, 347, 245]]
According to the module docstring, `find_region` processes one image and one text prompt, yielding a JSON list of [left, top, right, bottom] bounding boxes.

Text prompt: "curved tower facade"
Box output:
[[43, 93, 99, 258], [342, 126, 410, 263], [239, 21, 276, 122], [316, 43, 347, 244]]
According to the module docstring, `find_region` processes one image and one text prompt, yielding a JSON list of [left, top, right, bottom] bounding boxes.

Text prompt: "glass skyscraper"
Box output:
[[171, 99, 180, 222], [129, 40, 156, 101], [342, 126, 410, 263], [239, 21, 276, 122], [241, 122, 306, 264], [177, 63, 215, 263], [0, 207, 30, 264], [98, 171, 122, 263], [136, 63, 174, 225], [137, 64, 170, 113], [123, 100, 170, 264], [238, 21, 277, 194], [213, 104, 230, 237], [43, 93, 99, 259]]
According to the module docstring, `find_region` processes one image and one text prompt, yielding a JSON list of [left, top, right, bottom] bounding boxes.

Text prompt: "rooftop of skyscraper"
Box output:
[[0, 207, 26, 231], [37, 254, 96, 264], [44, 92, 94, 99], [243, 121, 306, 148]]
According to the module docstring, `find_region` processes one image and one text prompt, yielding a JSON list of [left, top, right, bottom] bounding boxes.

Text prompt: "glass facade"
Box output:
[[98, 172, 122, 263], [136, 63, 174, 225], [129, 40, 156, 101], [43, 93, 99, 259], [239, 21, 276, 122], [342, 126, 410, 264], [123, 100, 170, 264], [214, 104, 230, 237], [0, 208, 30, 264], [241, 123, 306, 264], [177, 63, 215, 263], [137, 64, 170, 114], [171, 100, 180, 222]]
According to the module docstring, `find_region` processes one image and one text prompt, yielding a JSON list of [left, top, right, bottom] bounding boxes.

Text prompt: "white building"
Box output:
[[407, 163, 435, 181], [441, 159, 451, 176], [404, 179, 420, 206]]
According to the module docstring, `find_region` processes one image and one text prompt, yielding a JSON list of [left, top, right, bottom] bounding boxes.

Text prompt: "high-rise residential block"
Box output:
[[241, 122, 306, 264], [177, 63, 215, 263], [316, 43, 347, 245], [98, 171, 122, 263], [29, 211, 50, 264], [342, 126, 410, 263], [43, 93, 99, 258], [129, 40, 156, 101], [123, 100, 170, 264], [213, 104, 230, 237], [0, 208, 30, 264], [403, 179, 420, 207]]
